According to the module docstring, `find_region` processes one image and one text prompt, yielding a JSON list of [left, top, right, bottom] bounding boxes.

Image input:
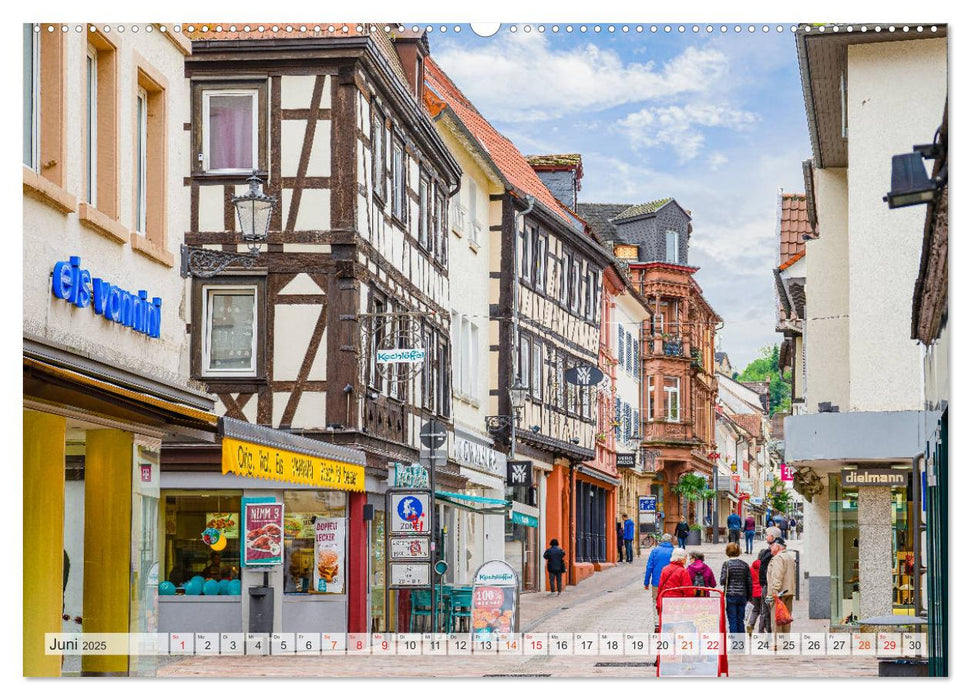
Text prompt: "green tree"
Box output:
[[736, 344, 792, 415]]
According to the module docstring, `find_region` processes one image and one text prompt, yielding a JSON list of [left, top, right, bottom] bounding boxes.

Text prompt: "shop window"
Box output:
[[193, 81, 267, 176], [283, 491, 347, 595], [163, 492, 242, 588]]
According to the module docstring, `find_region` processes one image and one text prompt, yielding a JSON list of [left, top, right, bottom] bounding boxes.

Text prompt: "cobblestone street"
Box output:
[[158, 537, 880, 678]]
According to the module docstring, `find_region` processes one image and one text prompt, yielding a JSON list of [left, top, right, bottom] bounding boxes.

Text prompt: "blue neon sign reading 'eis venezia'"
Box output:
[[51, 256, 162, 338]]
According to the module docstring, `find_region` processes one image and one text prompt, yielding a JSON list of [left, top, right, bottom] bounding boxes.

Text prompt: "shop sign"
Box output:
[[780, 463, 794, 481], [389, 562, 430, 587], [50, 256, 162, 338], [750, 497, 764, 506], [639, 496, 657, 513], [657, 595, 725, 677], [738, 479, 753, 494], [453, 436, 506, 478], [313, 518, 345, 594], [506, 460, 532, 486], [388, 462, 429, 489], [389, 536, 430, 561], [841, 468, 909, 487], [243, 502, 283, 566], [205, 512, 240, 539], [472, 560, 519, 637], [616, 453, 636, 469], [222, 436, 365, 491], [564, 364, 605, 386], [376, 347, 426, 364], [509, 510, 538, 528], [390, 492, 429, 534]]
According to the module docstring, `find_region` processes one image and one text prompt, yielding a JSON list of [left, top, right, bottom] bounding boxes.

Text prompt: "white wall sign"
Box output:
[[390, 562, 431, 587], [452, 436, 506, 478], [389, 536, 431, 561], [376, 348, 425, 364]]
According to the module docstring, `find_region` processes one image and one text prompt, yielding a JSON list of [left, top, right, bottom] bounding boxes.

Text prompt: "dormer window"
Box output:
[[665, 230, 679, 264]]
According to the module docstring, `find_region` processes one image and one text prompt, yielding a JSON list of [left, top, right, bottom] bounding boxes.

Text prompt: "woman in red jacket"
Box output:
[[747, 559, 763, 633], [656, 548, 694, 613]]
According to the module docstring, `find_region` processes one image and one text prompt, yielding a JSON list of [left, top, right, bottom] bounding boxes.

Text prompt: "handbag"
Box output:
[[774, 596, 793, 626]]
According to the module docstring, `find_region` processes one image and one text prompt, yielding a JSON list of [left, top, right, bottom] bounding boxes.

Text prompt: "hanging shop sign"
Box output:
[[221, 436, 365, 491], [243, 502, 284, 566], [389, 536, 431, 561], [312, 517, 346, 593], [780, 463, 794, 481], [750, 497, 764, 506], [376, 347, 426, 364], [472, 560, 519, 636], [510, 510, 538, 527], [506, 460, 532, 486], [389, 562, 431, 588], [50, 256, 162, 338], [388, 462, 430, 489], [564, 364, 605, 386], [841, 468, 909, 487], [390, 492, 429, 533], [205, 512, 239, 539], [616, 453, 637, 468], [453, 435, 506, 478]]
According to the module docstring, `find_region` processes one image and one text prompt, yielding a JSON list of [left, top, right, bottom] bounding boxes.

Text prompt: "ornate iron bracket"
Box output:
[[180, 244, 259, 278], [485, 415, 515, 437]]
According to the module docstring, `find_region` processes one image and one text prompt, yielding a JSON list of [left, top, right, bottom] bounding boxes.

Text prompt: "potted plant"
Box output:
[[673, 474, 716, 546], [595, 432, 607, 444]]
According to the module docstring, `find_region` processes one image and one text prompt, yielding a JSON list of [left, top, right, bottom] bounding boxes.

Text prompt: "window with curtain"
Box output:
[[204, 286, 257, 376], [203, 90, 257, 172]]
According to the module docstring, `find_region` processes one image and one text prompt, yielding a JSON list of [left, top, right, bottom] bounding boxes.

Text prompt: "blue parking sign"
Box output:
[[639, 496, 657, 513]]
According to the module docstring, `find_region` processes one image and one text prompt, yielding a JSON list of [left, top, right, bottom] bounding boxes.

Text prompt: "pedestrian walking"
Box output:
[[766, 537, 796, 634], [543, 539, 566, 596], [777, 515, 789, 539], [675, 517, 690, 549], [687, 551, 716, 596], [757, 526, 781, 633], [616, 521, 624, 562], [746, 559, 763, 634], [765, 512, 773, 532], [726, 511, 742, 545], [643, 533, 675, 607], [743, 513, 756, 554], [720, 542, 753, 634], [656, 548, 694, 616], [789, 518, 798, 540], [622, 513, 636, 563]]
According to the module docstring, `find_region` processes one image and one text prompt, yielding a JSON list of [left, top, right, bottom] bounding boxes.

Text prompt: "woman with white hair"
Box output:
[[655, 547, 694, 613]]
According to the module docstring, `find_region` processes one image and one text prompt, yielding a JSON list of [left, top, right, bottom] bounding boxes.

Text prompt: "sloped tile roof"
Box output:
[[614, 198, 672, 221], [732, 413, 765, 439], [778, 248, 805, 271], [526, 153, 583, 176], [424, 57, 580, 230], [576, 203, 629, 243], [780, 193, 810, 265]]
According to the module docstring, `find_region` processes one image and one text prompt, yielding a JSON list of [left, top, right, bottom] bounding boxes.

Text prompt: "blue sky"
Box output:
[[431, 25, 811, 369]]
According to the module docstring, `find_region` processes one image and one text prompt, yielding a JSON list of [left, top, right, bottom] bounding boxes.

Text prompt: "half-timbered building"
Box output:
[[172, 26, 461, 634]]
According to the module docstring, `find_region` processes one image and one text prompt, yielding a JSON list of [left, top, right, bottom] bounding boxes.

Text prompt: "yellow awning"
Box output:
[[222, 436, 365, 491]]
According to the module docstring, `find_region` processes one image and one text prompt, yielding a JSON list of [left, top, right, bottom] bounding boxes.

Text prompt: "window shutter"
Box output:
[[614, 398, 621, 440]]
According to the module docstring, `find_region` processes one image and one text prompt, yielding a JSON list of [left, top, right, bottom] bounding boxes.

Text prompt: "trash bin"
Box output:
[[249, 586, 273, 633], [878, 659, 929, 677]]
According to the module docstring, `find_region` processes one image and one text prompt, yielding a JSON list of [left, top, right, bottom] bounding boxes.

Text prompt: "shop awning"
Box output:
[[435, 490, 511, 515]]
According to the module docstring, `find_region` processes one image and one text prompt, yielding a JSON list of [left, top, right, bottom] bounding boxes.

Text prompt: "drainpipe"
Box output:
[[510, 195, 535, 463]]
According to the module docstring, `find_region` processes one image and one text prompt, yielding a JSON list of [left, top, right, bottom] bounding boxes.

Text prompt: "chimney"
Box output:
[[526, 154, 583, 210], [390, 29, 429, 99]]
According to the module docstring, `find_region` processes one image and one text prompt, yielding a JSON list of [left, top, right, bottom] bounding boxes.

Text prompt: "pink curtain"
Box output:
[[209, 95, 253, 170]]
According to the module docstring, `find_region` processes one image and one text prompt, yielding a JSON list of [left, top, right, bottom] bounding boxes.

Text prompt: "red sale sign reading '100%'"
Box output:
[[473, 587, 504, 609]]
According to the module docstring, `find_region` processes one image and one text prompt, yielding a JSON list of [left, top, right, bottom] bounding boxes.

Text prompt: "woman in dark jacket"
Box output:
[[543, 539, 567, 595], [719, 542, 753, 634], [675, 518, 690, 549]]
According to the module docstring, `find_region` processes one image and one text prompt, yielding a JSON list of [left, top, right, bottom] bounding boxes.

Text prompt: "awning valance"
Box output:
[[435, 490, 511, 515]]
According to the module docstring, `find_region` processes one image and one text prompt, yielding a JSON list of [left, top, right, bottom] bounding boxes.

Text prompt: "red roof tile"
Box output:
[[779, 193, 810, 266], [424, 58, 580, 230]]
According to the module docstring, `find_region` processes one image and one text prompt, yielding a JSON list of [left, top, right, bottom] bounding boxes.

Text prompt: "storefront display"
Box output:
[[164, 492, 243, 587], [282, 491, 346, 594]]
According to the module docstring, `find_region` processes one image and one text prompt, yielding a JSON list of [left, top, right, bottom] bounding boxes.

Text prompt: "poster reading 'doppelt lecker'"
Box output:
[[244, 502, 284, 566], [313, 517, 346, 593]]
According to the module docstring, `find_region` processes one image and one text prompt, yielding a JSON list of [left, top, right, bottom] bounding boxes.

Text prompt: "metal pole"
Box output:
[[713, 476, 720, 545], [429, 448, 438, 633]]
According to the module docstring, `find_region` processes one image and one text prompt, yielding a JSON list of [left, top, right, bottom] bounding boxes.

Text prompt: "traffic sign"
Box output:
[[419, 420, 447, 450]]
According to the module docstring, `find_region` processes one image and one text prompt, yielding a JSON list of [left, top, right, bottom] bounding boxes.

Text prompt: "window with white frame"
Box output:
[[614, 397, 621, 439], [534, 230, 547, 290], [372, 108, 386, 200], [665, 230, 679, 264], [23, 25, 39, 169], [664, 376, 680, 422], [647, 375, 655, 421], [531, 339, 543, 401], [203, 286, 258, 376], [468, 180, 480, 244], [617, 326, 625, 367], [202, 89, 259, 173], [520, 226, 532, 280], [571, 260, 581, 312], [392, 137, 406, 222], [468, 322, 479, 401], [135, 87, 148, 234], [558, 257, 568, 305], [451, 313, 480, 402], [85, 47, 97, 206], [418, 174, 430, 249]]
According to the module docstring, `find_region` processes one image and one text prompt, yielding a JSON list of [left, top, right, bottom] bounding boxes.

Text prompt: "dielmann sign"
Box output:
[[51, 256, 162, 338]]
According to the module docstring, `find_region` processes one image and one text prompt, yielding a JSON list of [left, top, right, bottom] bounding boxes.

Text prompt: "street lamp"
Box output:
[[509, 380, 528, 411], [883, 139, 946, 209], [181, 172, 278, 277]]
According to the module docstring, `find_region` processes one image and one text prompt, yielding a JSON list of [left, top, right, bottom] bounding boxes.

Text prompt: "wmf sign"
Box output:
[[506, 460, 532, 486]]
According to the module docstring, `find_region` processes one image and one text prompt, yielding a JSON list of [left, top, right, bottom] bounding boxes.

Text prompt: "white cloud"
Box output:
[[708, 153, 729, 170], [435, 33, 730, 122], [616, 103, 759, 161]]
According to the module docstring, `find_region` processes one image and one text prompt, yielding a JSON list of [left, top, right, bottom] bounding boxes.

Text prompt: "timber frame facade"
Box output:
[[183, 32, 463, 478]]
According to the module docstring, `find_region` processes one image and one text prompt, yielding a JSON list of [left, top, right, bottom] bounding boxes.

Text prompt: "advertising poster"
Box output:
[[472, 560, 519, 636], [244, 502, 283, 566], [390, 492, 429, 533], [657, 595, 725, 677], [313, 517, 346, 593], [284, 513, 315, 539], [205, 512, 240, 539]]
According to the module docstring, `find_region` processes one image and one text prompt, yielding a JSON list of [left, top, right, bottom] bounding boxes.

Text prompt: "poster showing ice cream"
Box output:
[[244, 502, 284, 566], [313, 517, 345, 593]]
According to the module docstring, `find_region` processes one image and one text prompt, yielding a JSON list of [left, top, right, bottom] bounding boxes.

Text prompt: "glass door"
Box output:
[[129, 441, 162, 677]]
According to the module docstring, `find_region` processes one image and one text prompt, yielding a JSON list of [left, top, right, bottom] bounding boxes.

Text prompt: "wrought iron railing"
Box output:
[[663, 340, 684, 357]]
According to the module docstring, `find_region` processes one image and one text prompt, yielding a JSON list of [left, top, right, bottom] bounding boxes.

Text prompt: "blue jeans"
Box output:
[[744, 530, 755, 553], [677, 536, 687, 549], [624, 540, 633, 562], [726, 596, 747, 634]]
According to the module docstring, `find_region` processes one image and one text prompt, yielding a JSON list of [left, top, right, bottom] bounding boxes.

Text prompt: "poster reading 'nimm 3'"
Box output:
[[244, 503, 283, 566]]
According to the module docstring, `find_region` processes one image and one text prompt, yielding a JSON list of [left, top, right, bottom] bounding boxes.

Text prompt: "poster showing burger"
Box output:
[[244, 502, 284, 566], [313, 517, 346, 593]]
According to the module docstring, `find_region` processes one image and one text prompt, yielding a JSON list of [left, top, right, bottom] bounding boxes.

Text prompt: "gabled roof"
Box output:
[[576, 203, 629, 243], [423, 58, 581, 231], [614, 198, 673, 221], [779, 193, 810, 265]]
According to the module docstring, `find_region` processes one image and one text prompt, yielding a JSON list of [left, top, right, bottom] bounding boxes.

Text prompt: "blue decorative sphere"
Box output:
[[184, 579, 203, 596], [203, 579, 220, 596], [228, 579, 242, 596], [218, 579, 231, 595], [159, 581, 176, 596], [190, 575, 205, 587]]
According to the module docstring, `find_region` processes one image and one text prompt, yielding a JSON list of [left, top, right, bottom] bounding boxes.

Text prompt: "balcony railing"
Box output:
[[644, 420, 692, 442], [663, 340, 684, 357], [691, 348, 703, 369]]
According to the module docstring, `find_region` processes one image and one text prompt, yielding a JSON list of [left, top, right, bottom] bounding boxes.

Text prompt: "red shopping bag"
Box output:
[[774, 597, 793, 626]]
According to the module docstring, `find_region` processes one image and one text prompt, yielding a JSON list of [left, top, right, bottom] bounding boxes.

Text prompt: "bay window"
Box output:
[[664, 376, 681, 422], [647, 375, 655, 421]]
